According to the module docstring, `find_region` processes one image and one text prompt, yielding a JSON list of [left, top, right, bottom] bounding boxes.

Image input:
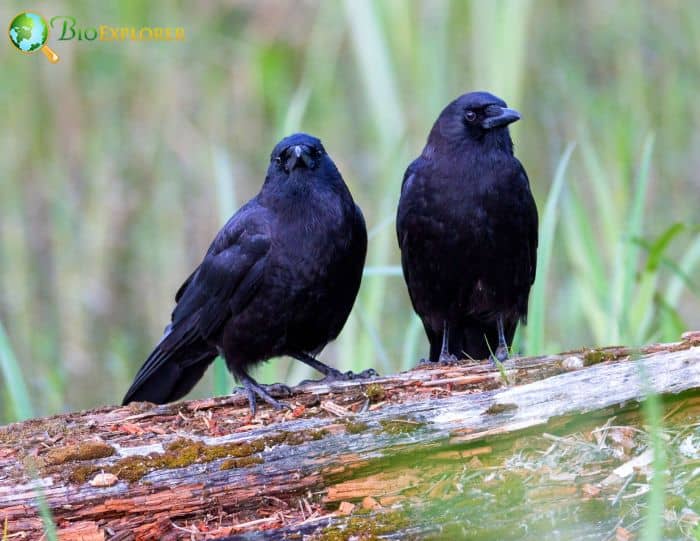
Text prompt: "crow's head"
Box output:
[[431, 91, 520, 147], [270, 133, 327, 174]]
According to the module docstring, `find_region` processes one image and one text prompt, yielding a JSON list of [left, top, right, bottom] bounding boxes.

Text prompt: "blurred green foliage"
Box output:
[[1, 0, 700, 422]]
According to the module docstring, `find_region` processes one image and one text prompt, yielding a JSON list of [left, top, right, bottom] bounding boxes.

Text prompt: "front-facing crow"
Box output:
[[123, 133, 370, 413], [397, 91, 538, 363]]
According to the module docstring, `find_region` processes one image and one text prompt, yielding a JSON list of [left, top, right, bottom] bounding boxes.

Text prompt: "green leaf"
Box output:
[[525, 142, 575, 354]]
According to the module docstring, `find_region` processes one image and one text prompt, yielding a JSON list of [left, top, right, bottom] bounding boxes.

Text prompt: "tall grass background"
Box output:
[[1, 0, 699, 422]]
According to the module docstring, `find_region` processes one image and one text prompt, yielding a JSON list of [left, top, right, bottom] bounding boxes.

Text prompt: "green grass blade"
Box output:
[[353, 301, 393, 375], [469, 0, 533, 104], [628, 270, 658, 344], [561, 186, 609, 343], [524, 142, 575, 354], [639, 365, 666, 541], [665, 231, 700, 307], [626, 134, 656, 259], [211, 146, 237, 395], [416, 0, 450, 113], [656, 295, 687, 340], [0, 320, 33, 422], [343, 0, 407, 372], [401, 314, 424, 370], [21, 464, 58, 541], [367, 215, 396, 240], [363, 265, 403, 277], [281, 84, 311, 137], [640, 222, 686, 272], [579, 137, 620, 261], [35, 486, 58, 541], [626, 223, 686, 342], [615, 134, 655, 338], [342, 0, 405, 146], [656, 255, 699, 297]]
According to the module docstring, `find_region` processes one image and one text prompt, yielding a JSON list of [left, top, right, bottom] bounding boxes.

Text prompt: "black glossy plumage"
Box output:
[[396, 92, 538, 363], [122, 133, 368, 412]]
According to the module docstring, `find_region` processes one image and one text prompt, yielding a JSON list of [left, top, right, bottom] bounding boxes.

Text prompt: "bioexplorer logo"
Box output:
[[8, 12, 185, 63], [8, 12, 59, 62]]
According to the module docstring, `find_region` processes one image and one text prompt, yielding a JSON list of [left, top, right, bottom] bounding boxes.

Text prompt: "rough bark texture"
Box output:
[[2, 331, 700, 540]]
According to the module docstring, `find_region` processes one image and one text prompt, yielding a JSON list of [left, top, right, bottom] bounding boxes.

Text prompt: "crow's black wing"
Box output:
[[521, 166, 539, 288], [170, 217, 271, 337], [122, 203, 272, 404], [396, 157, 424, 246], [509, 162, 538, 290], [175, 268, 197, 303], [514, 163, 538, 323]]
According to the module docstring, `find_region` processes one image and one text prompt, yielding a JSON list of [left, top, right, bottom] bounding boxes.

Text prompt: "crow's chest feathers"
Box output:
[[430, 153, 515, 215], [283, 195, 345, 237], [269, 195, 349, 273]]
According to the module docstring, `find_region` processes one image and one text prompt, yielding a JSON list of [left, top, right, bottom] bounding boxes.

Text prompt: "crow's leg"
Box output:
[[438, 321, 459, 364], [293, 353, 377, 385], [232, 369, 290, 416], [493, 315, 509, 362], [294, 353, 344, 378]]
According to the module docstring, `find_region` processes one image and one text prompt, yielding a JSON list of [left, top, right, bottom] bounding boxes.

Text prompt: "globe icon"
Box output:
[[8, 12, 59, 62]]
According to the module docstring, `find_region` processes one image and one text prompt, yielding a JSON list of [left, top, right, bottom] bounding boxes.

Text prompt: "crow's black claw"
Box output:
[[416, 355, 459, 368], [438, 352, 459, 364], [354, 368, 379, 379], [494, 345, 509, 363]]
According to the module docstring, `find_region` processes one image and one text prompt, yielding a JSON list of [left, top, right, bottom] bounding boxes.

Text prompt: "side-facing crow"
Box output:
[[397, 91, 538, 363], [123, 133, 370, 413]]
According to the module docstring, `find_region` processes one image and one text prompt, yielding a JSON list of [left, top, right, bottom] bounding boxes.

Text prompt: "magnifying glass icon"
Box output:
[[8, 12, 59, 63]]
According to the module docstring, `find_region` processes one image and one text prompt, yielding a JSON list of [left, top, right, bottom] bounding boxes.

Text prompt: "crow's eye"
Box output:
[[275, 156, 282, 164], [465, 110, 477, 122]]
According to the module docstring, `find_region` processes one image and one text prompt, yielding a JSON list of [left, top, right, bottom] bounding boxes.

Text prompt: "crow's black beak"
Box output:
[[481, 106, 521, 129], [286, 144, 315, 171]]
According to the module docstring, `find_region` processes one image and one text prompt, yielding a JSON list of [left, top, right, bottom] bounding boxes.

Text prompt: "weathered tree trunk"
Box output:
[[2, 332, 700, 540]]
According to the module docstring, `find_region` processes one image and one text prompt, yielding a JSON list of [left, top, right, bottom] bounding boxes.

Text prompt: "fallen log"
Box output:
[[2, 331, 700, 540]]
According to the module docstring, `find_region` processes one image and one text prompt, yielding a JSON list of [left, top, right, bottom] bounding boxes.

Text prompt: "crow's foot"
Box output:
[[233, 380, 291, 416], [299, 367, 378, 386]]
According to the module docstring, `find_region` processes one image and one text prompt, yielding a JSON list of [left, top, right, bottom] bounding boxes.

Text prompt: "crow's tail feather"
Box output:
[[122, 332, 217, 405]]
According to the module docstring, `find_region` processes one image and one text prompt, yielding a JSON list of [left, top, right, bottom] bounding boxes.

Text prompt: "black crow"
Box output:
[[123, 133, 371, 413], [397, 91, 538, 363]]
